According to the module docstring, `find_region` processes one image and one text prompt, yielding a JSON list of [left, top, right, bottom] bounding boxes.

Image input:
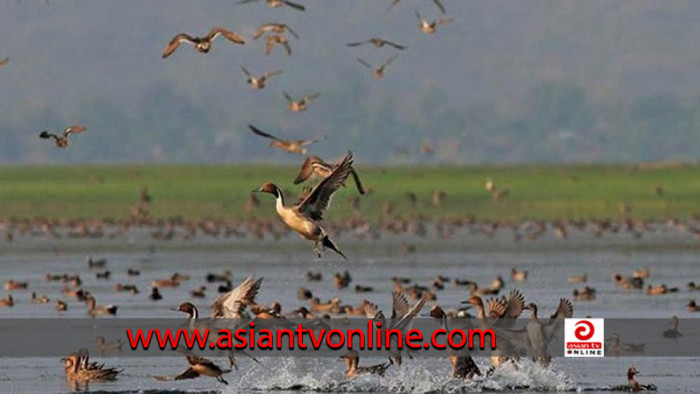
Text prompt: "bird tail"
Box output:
[[322, 236, 347, 260]]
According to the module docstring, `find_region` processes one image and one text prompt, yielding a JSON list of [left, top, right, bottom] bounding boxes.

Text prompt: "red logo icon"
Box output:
[[574, 320, 595, 341]]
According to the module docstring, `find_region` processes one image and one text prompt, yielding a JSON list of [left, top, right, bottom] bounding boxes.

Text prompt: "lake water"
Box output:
[[1, 224, 699, 393]]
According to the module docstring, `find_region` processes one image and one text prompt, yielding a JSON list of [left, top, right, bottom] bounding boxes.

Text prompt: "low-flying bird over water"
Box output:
[[284, 92, 320, 112], [241, 67, 282, 89], [253, 23, 299, 40], [249, 124, 324, 155], [39, 126, 86, 148], [238, 0, 305, 12], [161, 28, 245, 58], [357, 54, 398, 79], [254, 152, 354, 258], [347, 38, 405, 50], [154, 356, 231, 385], [294, 155, 365, 195], [265, 35, 292, 56], [416, 12, 453, 34]]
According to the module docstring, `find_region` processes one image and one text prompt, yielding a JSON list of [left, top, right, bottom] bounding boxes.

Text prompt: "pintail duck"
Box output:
[[610, 367, 657, 391], [86, 295, 118, 317], [340, 350, 391, 378], [39, 126, 86, 148], [357, 54, 398, 79], [95, 270, 110, 279], [55, 299, 68, 311], [294, 155, 365, 195], [633, 267, 651, 279], [646, 284, 677, 295], [306, 271, 322, 281], [239, 0, 305, 12], [4, 280, 28, 291], [113, 283, 138, 294], [155, 355, 231, 385], [429, 306, 481, 379], [607, 333, 645, 353], [249, 124, 323, 155], [511, 268, 528, 282], [253, 22, 299, 40], [96, 336, 123, 352], [87, 256, 107, 268], [686, 300, 699, 312], [254, 153, 354, 258], [310, 297, 341, 314], [662, 316, 682, 338], [468, 282, 500, 297], [241, 67, 282, 89], [613, 273, 644, 290], [506, 300, 573, 366], [62, 348, 121, 383], [190, 286, 207, 298], [161, 27, 245, 58], [568, 273, 587, 284], [416, 11, 453, 34], [0, 294, 14, 307], [149, 286, 163, 301], [61, 286, 88, 301], [284, 91, 320, 112], [152, 275, 181, 288], [265, 35, 292, 55], [347, 37, 405, 50], [206, 270, 231, 283], [31, 292, 50, 304], [573, 286, 596, 302]]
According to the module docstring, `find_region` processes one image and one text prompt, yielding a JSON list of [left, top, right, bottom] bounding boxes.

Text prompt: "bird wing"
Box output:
[[284, 0, 305, 11], [384, 40, 406, 50], [364, 301, 385, 319], [39, 131, 58, 141], [283, 91, 294, 102], [350, 167, 366, 194], [283, 24, 300, 39], [305, 93, 320, 101], [294, 156, 318, 184], [432, 0, 446, 14], [282, 41, 292, 56], [543, 298, 573, 341], [63, 125, 86, 137], [241, 66, 252, 76], [383, 54, 399, 68], [388, 0, 401, 11], [486, 297, 507, 319], [208, 27, 246, 45], [415, 11, 423, 21], [265, 37, 276, 54], [436, 17, 454, 26], [347, 40, 369, 47], [296, 185, 313, 205], [265, 69, 283, 78], [297, 152, 354, 220], [154, 367, 200, 381], [249, 124, 283, 142], [391, 290, 410, 319], [391, 292, 427, 332], [211, 277, 263, 318], [238, 0, 259, 3], [162, 34, 195, 58], [357, 57, 373, 69], [298, 135, 324, 146]]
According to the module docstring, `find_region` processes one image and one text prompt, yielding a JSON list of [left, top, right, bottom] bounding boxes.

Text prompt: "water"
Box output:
[[0, 225, 699, 393]]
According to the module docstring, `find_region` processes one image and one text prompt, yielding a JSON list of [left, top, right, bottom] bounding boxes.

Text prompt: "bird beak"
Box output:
[[169, 307, 179, 312], [251, 188, 261, 193]]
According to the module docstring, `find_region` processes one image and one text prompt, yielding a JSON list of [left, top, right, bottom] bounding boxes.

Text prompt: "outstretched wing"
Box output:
[[284, 0, 305, 12], [297, 152, 354, 220], [39, 131, 58, 141], [249, 124, 283, 142], [391, 290, 410, 319], [294, 156, 318, 184], [383, 54, 399, 68], [283, 24, 300, 39], [63, 125, 86, 137], [282, 41, 292, 56], [162, 33, 195, 58], [436, 17, 454, 26], [265, 69, 283, 78], [432, 0, 446, 14], [543, 298, 573, 341], [208, 27, 246, 45], [364, 301, 385, 319], [357, 57, 372, 69], [347, 40, 369, 47], [383, 39, 406, 50], [211, 277, 263, 318], [154, 367, 200, 381], [283, 91, 294, 102], [241, 66, 252, 76], [305, 93, 320, 101], [350, 167, 366, 194]]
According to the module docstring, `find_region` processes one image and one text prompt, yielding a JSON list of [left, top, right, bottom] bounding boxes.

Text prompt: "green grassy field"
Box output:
[[0, 163, 699, 221]]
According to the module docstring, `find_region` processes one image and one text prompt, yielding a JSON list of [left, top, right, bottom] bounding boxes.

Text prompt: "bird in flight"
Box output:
[[241, 67, 282, 89], [249, 124, 324, 155], [416, 12, 453, 34], [357, 54, 398, 79], [347, 38, 405, 50], [253, 23, 299, 40], [265, 35, 292, 56], [389, 0, 445, 14], [238, 0, 305, 12], [294, 155, 366, 195], [284, 92, 320, 112], [39, 126, 86, 148], [162, 28, 245, 58]]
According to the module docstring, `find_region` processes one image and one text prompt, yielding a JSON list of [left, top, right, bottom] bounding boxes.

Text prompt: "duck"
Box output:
[[239, 0, 305, 12], [254, 153, 353, 258], [511, 268, 528, 282], [55, 299, 68, 311], [155, 355, 231, 385], [416, 11, 453, 34], [340, 350, 391, 378], [85, 296, 118, 317], [283, 91, 320, 112], [506, 299, 573, 366], [149, 287, 163, 301], [206, 270, 231, 283], [95, 270, 111, 279], [39, 126, 86, 148], [127, 268, 140, 276], [189, 286, 207, 299], [334, 271, 352, 288], [96, 336, 123, 352], [662, 316, 682, 338], [253, 22, 299, 39], [162, 28, 245, 58], [87, 256, 107, 268], [347, 37, 405, 50], [62, 286, 88, 301], [265, 35, 292, 55], [357, 54, 398, 79], [4, 280, 28, 291], [310, 297, 341, 314], [249, 124, 324, 155], [113, 284, 139, 294], [610, 367, 657, 391], [241, 67, 282, 89], [568, 273, 587, 284], [294, 155, 365, 195], [607, 333, 645, 354], [152, 276, 180, 288], [306, 271, 322, 281], [31, 292, 50, 304], [355, 285, 374, 293], [297, 287, 313, 300], [573, 286, 596, 302], [0, 294, 14, 307], [62, 348, 121, 383], [646, 284, 678, 295], [688, 282, 699, 291], [686, 300, 699, 312], [633, 267, 651, 279], [613, 273, 644, 290]]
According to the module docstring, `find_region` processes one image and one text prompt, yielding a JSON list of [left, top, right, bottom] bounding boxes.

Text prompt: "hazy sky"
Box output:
[[1, 1, 699, 164]]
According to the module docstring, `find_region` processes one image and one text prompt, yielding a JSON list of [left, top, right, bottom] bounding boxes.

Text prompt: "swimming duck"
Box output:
[[31, 292, 50, 304], [87, 256, 107, 268], [113, 284, 138, 294], [306, 271, 322, 281], [416, 11, 453, 34], [568, 273, 587, 284], [127, 268, 140, 276], [334, 271, 352, 288], [573, 286, 596, 302], [610, 367, 657, 391], [190, 286, 207, 299], [239, 0, 305, 12], [55, 299, 68, 311], [284, 91, 320, 112], [355, 285, 374, 293], [347, 37, 405, 50], [686, 300, 699, 312], [511, 268, 528, 282], [149, 287, 163, 301], [206, 270, 231, 283], [357, 54, 398, 79], [4, 280, 28, 291], [253, 22, 299, 39], [39, 126, 86, 148], [62, 348, 121, 383], [161, 27, 245, 58], [249, 124, 323, 155], [241, 67, 282, 89], [254, 153, 353, 258], [662, 316, 682, 338], [155, 355, 231, 385], [85, 295, 118, 317], [310, 297, 341, 314], [297, 287, 313, 300], [96, 336, 123, 352], [646, 284, 677, 295], [613, 273, 644, 290], [607, 333, 645, 354], [265, 35, 292, 55], [340, 350, 391, 378], [688, 282, 699, 291], [0, 294, 14, 307], [294, 155, 365, 195], [95, 270, 110, 279], [152, 275, 180, 288], [633, 267, 651, 279]]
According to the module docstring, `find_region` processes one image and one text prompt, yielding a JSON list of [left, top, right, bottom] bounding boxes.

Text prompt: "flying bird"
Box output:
[[238, 0, 305, 12], [389, 0, 445, 13], [416, 12, 453, 34], [284, 92, 320, 112], [39, 126, 86, 148], [249, 124, 323, 155], [294, 155, 365, 195], [154, 356, 231, 385], [253, 23, 299, 40], [265, 35, 292, 56], [161, 28, 245, 58], [254, 152, 354, 258], [241, 67, 282, 89], [357, 54, 398, 79], [347, 38, 405, 50]]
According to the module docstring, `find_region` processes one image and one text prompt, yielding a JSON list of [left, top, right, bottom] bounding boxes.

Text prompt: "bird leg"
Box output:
[[313, 242, 322, 258]]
